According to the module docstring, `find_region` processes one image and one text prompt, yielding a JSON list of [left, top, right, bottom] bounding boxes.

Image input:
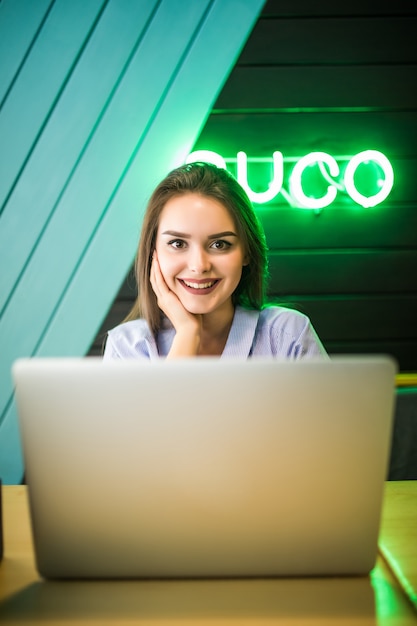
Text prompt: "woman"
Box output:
[[103, 162, 327, 360]]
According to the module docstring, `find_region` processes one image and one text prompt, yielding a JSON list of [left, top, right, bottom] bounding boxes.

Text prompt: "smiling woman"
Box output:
[[103, 162, 328, 360]]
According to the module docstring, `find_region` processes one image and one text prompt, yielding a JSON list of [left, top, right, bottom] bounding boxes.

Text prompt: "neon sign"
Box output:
[[186, 150, 394, 209]]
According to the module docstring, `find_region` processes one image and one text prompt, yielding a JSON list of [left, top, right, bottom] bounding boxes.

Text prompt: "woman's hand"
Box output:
[[150, 252, 201, 357]]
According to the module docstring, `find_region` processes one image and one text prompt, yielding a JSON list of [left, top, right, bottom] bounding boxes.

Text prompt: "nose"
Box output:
[[188, 246, 212, 274]]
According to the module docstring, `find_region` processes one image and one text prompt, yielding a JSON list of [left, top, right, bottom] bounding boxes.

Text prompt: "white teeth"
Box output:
[[183, 280, 215, 289]]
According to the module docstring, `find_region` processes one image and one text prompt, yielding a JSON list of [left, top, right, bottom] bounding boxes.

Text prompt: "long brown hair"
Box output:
[[125, 162, 269, 334]]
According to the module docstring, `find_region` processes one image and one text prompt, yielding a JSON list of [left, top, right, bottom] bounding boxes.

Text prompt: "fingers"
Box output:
[[151, 252, 179, 315], [150, 251, 165, 299], [150, 252, 196, 330]]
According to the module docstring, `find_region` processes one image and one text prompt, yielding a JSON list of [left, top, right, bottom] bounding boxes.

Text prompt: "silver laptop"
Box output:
[[12, 355, 396, 580]]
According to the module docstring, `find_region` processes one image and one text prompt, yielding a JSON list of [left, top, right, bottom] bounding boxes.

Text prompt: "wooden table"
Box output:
[[0, 482, 416, 625], [379, 481, 417, 611]]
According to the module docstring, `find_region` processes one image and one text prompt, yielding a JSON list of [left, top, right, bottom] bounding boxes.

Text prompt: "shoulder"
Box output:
[[104, 319, 157, 360], [258, 305, 311, 330], [253, 305, 328, 358], [260, 305, 308, 324]]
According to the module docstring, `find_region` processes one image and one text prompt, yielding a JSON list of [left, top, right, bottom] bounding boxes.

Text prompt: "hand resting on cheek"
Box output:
[[150, 252, 202, 357]]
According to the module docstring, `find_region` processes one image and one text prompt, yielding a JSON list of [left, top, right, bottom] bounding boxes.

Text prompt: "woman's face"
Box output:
[[154, 193, 247, 317]]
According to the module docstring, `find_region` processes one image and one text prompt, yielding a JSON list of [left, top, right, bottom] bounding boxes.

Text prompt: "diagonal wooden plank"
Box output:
[[0, 0, 53, 104]]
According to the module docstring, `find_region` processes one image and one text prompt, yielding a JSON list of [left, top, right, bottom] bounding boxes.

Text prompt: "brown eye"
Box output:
[[168, 239, 187, 249], [210, 240, 232, 251]]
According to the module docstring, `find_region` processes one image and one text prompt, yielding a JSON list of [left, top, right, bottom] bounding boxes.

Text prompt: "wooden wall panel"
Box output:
[[239, 17, 417, 65], [0, 0, 265, 483], [239, 15, 417, 66], [299, 296, 417, 342], [258, 206, 417, 249], [267, 251, 417, 295]]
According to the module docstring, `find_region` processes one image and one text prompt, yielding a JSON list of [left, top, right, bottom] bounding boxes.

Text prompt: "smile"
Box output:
[[178, 279, 220, 294]]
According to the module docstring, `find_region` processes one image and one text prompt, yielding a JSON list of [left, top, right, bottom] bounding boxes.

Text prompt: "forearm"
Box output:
[[166, 329, 200, 359]]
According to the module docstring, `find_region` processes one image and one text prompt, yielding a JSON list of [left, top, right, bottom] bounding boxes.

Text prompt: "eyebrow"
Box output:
[[161, 230, 238, 239]]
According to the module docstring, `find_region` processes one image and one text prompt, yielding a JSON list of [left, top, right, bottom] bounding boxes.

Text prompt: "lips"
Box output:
[[178, 278, 220, 295]]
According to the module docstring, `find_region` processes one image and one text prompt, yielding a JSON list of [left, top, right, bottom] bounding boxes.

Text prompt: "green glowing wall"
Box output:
[[0, 0, 265, 484]]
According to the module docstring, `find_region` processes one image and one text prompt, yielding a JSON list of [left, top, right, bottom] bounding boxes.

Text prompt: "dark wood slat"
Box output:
[[214, 66, 417, 110], [267, 250, 417, 294], [323, 341, 417, 372], [100, 300, 134, 333], [116, 268, 137, 300], [239, 17, 417, 65], [258, 205, 417, 249], [261, 0, 417, 18], [269, 295, 417, 341], [89, 300, 134, 355]]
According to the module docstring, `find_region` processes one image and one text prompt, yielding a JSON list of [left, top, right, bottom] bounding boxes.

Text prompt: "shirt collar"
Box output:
[[221, 307, 260, 358]]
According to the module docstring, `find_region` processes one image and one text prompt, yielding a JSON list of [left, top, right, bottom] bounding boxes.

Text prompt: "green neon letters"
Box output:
[[343, 150, 394, 208], [186, 150, 394, 208], [237, 151, 284, 204]]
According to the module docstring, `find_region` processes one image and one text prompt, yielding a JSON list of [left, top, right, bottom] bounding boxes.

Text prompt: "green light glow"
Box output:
[[185, 150, 227, 169], [186, 150, 394, 208]]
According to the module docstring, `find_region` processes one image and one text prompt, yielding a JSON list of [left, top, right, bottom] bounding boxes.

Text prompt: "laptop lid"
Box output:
[[12, 356, 397, 579]]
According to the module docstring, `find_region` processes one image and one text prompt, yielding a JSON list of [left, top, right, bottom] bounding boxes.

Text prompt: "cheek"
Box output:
[[232, 267, 244, 288], [156, 249, 180, 283], [224, 253, 246, 281]]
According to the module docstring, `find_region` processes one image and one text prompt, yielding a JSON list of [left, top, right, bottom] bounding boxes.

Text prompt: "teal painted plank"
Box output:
[[0, 0, 160, 310], [0, 399, 23, 488], [0, 0, 53, 103], [0, 0, 106, 211], [0, 0, 265, 483]]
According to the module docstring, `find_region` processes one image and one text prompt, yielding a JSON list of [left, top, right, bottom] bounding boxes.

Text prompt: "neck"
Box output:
[[198, 304, 235, 356]]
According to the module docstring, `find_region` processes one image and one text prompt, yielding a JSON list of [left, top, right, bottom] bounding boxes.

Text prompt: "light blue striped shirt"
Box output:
[[103, 306, 327, 360]]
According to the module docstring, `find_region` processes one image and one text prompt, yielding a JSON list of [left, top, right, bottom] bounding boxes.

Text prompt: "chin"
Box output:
[[181, 300, 216, 316], [184, 305, 212, 315]]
